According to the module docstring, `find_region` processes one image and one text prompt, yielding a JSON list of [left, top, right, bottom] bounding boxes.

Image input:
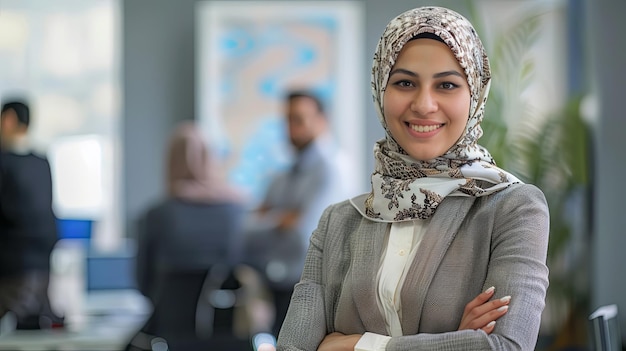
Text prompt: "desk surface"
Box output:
[[0, 289, 151, 351]]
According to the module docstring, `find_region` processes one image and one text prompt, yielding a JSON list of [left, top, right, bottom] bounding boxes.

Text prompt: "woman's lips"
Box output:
[[409, 123, 443, 133]]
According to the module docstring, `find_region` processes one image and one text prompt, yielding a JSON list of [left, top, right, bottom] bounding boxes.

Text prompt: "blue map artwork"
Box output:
[[213, 15, 337, 205]]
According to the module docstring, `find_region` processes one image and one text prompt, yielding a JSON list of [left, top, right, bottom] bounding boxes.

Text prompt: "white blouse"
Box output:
[[354, 219, 428, 351]]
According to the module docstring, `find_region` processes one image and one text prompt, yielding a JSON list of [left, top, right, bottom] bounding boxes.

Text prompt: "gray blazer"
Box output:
[[277, 183, 549, 351]]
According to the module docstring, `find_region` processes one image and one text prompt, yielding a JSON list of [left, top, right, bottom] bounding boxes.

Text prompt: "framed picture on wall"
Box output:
[[196, 1, 365, 206]]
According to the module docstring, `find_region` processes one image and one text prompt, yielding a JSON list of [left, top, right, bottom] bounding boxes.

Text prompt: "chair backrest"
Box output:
[[144, 268, 209, 337], [589, 304, 623, 351], [196, 264, 274, 342], [195, 263, 243, 337], [128, 265, 258, 351]]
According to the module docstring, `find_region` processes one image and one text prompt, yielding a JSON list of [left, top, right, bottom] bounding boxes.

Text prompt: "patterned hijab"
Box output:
[[357, 6, 521, 222], [167, 121, 242, 204]]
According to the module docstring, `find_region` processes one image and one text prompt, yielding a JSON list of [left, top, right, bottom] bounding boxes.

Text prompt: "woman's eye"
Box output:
[[394, 80, 413, 88], [440, 82, 458, 90]]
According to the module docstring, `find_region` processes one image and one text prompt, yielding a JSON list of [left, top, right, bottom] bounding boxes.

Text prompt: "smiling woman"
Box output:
[[383, 37, 471, 161], [276, 6, 550, 351]]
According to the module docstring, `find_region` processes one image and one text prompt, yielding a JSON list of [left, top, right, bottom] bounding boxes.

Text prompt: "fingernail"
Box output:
[[500, 296, 511, 303], [484, 286, 495, 294], [497, 305, 509, 312], [487, 321, 496, 328]]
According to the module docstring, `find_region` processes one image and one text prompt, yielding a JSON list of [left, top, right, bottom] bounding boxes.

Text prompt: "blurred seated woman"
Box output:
[[127, 122, 267, 350]]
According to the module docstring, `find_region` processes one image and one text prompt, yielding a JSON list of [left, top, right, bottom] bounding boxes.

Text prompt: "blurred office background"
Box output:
[[0, 0, 624, 349]]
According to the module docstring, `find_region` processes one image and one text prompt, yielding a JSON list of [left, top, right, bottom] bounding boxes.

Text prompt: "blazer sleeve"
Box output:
[[386, 184, 550, 350], [277, 204, 334, 351]]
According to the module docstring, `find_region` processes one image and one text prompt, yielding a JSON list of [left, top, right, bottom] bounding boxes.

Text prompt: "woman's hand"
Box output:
[[317, 332, 362, 351], [458, 286, 511, 334]]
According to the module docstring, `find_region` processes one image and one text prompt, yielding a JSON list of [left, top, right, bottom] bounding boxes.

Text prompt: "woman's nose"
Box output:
[[410, 89, 438, 115]]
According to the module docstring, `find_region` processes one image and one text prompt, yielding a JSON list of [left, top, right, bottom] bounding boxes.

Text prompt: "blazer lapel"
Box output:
[[351, 219, 388, 334], [399, 196, 477, 335]]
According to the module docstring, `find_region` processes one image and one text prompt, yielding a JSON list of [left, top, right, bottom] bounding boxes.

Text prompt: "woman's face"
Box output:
[[383, 38, 471, 161]]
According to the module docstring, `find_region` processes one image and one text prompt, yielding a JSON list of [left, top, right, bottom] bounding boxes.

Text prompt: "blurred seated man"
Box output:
[[0, 99, 62, 329], [244, 90, 343, 337]]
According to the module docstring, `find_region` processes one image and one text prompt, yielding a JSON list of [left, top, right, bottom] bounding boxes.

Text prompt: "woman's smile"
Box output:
[[406, 121, 445, 137]]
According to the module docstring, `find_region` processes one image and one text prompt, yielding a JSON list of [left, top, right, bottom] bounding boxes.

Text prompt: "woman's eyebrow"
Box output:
[[433, 70, 464, 79], [389, 68, 417, 77], [389, 68, 464, 79]]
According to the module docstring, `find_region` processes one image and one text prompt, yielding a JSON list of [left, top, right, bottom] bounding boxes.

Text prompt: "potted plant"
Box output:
[[465, 2, 592, 349]]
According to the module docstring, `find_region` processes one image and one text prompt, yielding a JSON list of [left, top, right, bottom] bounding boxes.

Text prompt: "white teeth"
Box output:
[[411, 124, 442, 133]]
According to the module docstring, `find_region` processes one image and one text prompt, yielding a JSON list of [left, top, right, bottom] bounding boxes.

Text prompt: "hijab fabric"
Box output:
[[359, 6, 521, 222], [167, 122, 241, 203]]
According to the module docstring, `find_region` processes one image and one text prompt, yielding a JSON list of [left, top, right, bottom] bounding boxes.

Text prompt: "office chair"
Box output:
[[127, 264, 272, 351], [194, 263, 272, 350], [123, 268, 208, 351], [589, 304, 623, 351], [124, 268, 207, 351], [147, 269, 208, 337]]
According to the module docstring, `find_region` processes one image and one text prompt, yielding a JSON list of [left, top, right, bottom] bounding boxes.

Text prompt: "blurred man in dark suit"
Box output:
[[0, 99, 62, 329]]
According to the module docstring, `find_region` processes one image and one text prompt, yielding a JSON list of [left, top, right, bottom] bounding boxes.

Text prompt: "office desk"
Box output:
[[0, 289, 151, 351]]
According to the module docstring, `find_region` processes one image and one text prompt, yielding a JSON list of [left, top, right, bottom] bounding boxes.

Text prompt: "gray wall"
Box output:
[[123, 0, 198, 237], [587, 0, 626, 342], [122, 0, 458, 238]]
